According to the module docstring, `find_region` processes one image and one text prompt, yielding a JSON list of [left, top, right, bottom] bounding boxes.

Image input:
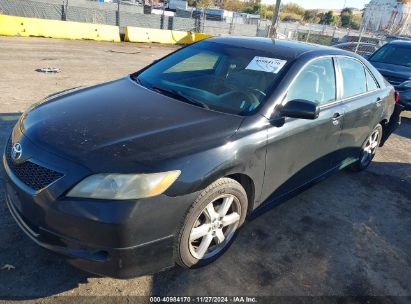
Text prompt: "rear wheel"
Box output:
[[175, 178, 248, 268], [349, 124, 382, 172]]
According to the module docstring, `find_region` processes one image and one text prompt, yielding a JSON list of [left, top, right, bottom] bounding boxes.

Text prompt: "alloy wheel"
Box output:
[[188, 194, 241, 260], [361, 129, 380, 166]]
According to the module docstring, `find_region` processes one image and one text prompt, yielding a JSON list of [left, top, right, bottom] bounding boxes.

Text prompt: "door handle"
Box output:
[[376, 97, 383, 107], [332, 112, 343, 125]]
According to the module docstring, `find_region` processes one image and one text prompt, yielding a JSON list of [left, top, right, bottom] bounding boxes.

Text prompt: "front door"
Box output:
[[260, 57, 344, 202]]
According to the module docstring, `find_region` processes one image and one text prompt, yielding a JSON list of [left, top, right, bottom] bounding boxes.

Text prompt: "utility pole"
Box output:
[[269, 0, 281, 37]]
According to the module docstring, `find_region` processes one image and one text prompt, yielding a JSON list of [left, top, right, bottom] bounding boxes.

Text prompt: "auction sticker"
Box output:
[[246, 56, 287, 74]]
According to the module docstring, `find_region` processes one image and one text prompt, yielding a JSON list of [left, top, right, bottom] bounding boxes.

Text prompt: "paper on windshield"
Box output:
[[245, 56, 287, 74]]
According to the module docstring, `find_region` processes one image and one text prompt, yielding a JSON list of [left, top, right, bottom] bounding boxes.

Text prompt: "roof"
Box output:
[[388, 40, 411, 46], [205, 36, 357, 61]]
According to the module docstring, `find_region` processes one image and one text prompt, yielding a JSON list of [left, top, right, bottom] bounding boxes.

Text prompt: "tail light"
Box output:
[[394, 91, 400, 103]]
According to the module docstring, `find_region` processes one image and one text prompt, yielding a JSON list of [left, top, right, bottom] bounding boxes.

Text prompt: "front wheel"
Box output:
[[174, 178, 248, 268], [349, 124, 382, 172]]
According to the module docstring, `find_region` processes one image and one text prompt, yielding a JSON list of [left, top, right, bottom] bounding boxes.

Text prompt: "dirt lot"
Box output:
[[0, 37, 410, 300]]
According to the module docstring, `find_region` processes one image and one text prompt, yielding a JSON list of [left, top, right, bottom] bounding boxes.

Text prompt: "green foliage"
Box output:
[[195, 0, 213, 8], [320, 11, 336, 25], [339, 7, 361, 29], [303, 9, 320, 23], [279, 12, 303, 22], [221, 0, 244, 12], [260, 5, 274, 19], [242, 0, 261, 14], [281, 3, 305, 16], [279, 2, 304, 22]]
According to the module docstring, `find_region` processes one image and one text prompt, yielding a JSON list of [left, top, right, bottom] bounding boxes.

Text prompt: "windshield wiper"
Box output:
[[151, 86, 209, 109]]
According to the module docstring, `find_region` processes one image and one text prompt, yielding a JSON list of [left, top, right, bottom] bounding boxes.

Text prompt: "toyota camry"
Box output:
[[3, 37, 400, 278]]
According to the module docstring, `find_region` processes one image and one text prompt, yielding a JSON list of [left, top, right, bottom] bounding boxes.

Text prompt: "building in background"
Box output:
[[362, 0, 411, 36]]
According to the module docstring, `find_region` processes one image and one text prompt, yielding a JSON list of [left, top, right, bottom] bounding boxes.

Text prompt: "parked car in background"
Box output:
[[385, 35, 411, 44], [368, 40, 411, 111], [335, 35, 381, 46], [3, 37, 400, 278], [333, 42, 379, 57]]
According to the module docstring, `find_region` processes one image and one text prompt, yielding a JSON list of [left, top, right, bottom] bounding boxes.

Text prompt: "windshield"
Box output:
[[369, 44, 411, 67], [135, 41, 288, 115]]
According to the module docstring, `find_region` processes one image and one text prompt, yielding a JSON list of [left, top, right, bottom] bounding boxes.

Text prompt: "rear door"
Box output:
[[261, 57, 344, 201], [335, 56, 384, 165]]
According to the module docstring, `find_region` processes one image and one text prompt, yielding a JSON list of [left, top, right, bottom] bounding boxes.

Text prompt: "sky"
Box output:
[[261, 0, 371, 10]]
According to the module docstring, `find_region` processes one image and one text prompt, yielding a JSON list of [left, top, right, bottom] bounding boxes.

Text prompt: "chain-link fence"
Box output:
[[0, 0, 268, 36], [1, 0, 410, 53]]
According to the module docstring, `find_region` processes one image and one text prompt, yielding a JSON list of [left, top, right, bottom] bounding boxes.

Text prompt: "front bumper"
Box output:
[[2, 133, 198, 278], [4, 183, 174, 278]]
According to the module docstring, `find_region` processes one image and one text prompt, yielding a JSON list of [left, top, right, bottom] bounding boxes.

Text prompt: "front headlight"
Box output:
[[67, 171, 181, 200], [400, 80, 411, 89]]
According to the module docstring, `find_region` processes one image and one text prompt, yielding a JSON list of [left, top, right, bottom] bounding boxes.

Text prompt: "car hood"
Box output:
[[20, 77, 243, 172], [370, 61, 411, 82]]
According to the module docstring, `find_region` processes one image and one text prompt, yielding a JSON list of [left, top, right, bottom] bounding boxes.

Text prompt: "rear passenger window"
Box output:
[[287, 58, 336, 106], [365, 68, 379, 91], [338, 57, 367, 98]]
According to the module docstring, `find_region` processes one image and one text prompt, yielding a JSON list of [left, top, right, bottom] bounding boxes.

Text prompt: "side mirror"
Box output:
[[280, 99, 320, 120]]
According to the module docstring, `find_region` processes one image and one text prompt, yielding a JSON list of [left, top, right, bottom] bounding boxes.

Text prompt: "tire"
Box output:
[[349, 124, 383, 172], [174, 177, 248, 268]]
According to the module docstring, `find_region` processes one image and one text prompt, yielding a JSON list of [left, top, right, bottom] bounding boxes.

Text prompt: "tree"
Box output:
[[303, 9, 320, 23], [279, 3, 305, 22], [281, 3, 305, 16], [196, 0, 213, 8], [221, 0, 244, 12], [340, 7, 354, 27], [321, 10, 336, 25], [242, 0, 261, 14], [260, 5, 274, 19], [350, 14, 361, 30]]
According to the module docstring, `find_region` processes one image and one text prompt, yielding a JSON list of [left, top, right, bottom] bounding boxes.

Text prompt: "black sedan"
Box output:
[[367, 40, 411, 111], [3, 37, 399, 278]]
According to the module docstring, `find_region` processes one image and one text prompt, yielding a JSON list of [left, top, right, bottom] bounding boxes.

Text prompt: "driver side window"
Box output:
[[286, 58, 336, 106]]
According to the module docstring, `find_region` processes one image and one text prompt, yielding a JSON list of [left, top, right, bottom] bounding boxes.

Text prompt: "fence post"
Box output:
[[306, 24, 311, 42], [229, 16, 234, 35], [295, 23, 299, 40], [202, 9, 206, 33], [61, 0, 68, 21], [116, 0, 120, 26]]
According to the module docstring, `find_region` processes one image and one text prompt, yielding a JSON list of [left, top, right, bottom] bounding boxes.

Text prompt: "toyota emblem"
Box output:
[[11, 143, 23, 162]]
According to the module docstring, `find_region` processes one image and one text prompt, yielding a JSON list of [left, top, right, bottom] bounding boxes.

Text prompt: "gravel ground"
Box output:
[[0, 37, 410, 301]]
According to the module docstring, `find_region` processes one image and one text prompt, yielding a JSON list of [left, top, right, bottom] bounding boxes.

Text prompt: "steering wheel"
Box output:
[[221, 89, 260, 112], [246, 88, 266, 99]]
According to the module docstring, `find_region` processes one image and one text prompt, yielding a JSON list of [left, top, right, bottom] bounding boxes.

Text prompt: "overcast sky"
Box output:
[[261, 0, 371, 9]]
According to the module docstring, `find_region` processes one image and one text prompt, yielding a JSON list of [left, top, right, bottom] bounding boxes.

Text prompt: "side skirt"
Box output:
[[248, 158, 357, 221]]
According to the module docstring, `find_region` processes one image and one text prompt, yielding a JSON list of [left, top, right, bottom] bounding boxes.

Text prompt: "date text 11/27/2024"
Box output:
[[149, 296, 258, 303]]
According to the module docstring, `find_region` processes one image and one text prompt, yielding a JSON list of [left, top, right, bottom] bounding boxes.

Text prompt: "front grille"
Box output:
[[5, 140, 64, 191]]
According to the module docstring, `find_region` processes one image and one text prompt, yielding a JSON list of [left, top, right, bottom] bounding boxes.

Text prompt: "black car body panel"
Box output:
[[3, 37, 399, 278], [20, 77, 244, 172]]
